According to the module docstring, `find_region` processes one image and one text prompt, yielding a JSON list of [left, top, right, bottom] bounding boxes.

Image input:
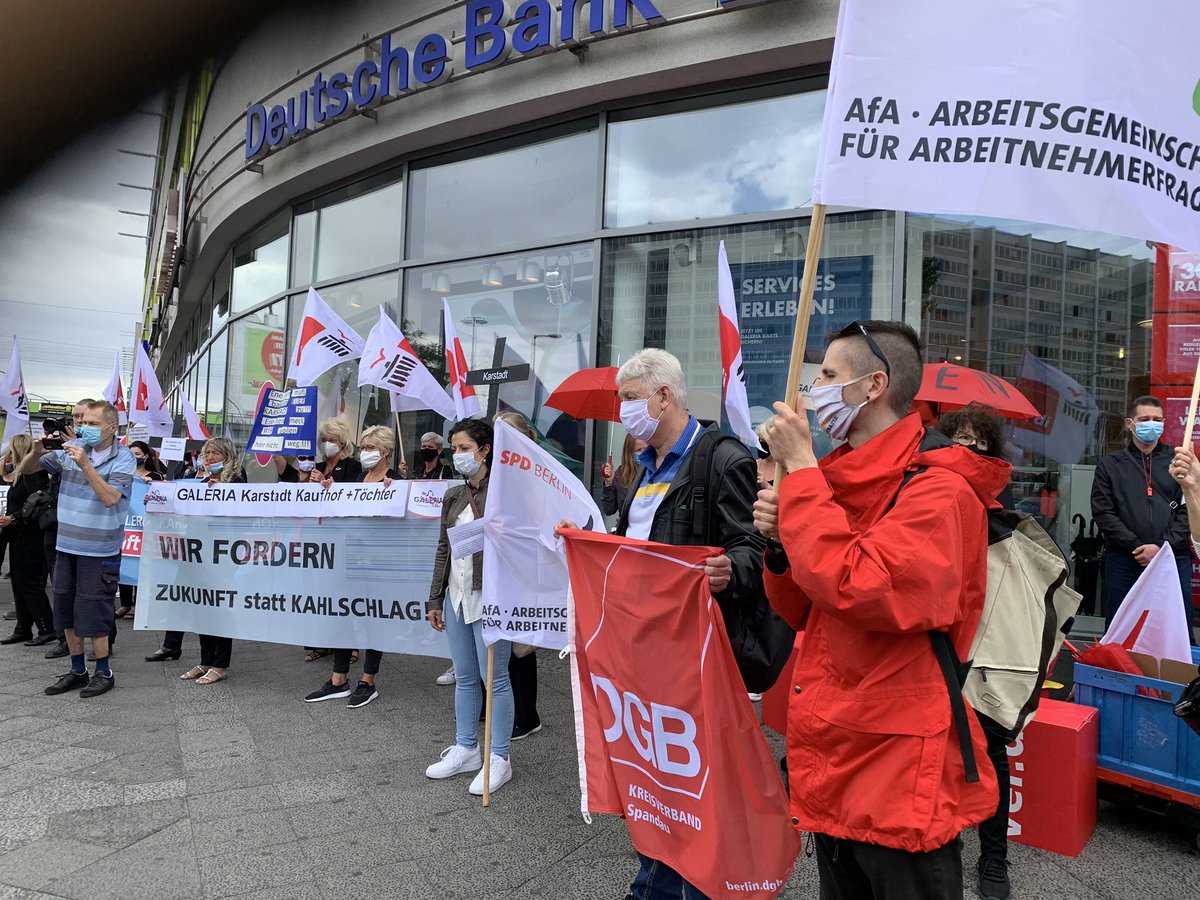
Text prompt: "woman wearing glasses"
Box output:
[[936, 403, 1016, 509]]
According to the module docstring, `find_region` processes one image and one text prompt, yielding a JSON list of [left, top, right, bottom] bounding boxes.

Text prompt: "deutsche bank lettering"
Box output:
[[246, 0, 742, 161]]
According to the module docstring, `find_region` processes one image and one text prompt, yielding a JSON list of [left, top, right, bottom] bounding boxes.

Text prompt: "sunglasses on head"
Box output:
[[836, 320, 891, 380]]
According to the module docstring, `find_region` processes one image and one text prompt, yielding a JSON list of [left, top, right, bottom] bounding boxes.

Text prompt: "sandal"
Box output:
[[350, 650, 360, 664], [195, 668, 228, 685], [304, 649, 331, 662], [180, 666, 206, 681]]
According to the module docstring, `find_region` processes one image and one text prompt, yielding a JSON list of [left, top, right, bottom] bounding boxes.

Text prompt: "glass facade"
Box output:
[[160, 79, 1157, 543]]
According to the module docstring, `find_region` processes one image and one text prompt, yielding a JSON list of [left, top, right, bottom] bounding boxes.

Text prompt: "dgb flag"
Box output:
[[562, 530, 799, 900]]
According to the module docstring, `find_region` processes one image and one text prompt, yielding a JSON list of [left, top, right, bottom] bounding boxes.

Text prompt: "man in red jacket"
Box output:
[[754, 321, 1010, 899]]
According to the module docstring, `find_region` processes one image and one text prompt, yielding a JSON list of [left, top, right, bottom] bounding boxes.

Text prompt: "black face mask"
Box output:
[[418, 447, 440, 464]]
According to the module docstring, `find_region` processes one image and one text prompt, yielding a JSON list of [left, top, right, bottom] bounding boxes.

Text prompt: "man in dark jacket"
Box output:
[[1091, 395, 1192, 628]]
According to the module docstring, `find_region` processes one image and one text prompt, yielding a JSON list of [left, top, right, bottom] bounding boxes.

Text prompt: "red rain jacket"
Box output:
[[765, 414, 1011, 852]]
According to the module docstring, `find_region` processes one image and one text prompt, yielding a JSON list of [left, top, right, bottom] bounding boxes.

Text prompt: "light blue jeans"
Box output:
[[444, 599, 514, 759]]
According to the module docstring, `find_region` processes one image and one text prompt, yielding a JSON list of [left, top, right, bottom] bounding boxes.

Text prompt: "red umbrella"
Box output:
[[916, 363, 1040, 420], [544, 366, 621, 422]]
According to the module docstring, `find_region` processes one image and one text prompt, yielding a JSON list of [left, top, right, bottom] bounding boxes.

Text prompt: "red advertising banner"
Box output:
[[562, 530, 800, 899]]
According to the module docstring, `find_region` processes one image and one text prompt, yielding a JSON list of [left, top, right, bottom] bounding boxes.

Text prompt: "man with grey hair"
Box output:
[[407, 431, 452, 481]]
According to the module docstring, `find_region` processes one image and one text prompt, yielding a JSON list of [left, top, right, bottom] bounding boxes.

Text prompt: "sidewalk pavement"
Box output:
[[0, 576, 1196, 899]]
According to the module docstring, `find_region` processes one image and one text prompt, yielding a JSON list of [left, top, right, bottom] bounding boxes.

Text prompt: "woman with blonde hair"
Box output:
[[305, 424, 402, 708]]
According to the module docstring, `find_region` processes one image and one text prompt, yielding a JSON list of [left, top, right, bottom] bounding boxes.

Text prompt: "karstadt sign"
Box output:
[[246, 0, 753, 161]]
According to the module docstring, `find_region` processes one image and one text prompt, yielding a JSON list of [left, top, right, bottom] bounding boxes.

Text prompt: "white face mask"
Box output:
[[810, 373, 873, 442], [296, 460, 316, 472], [619, 392, 663, 442], [359, 450, 382, 470], [322, 441, 341, 458], [453, 450, 482, 477]]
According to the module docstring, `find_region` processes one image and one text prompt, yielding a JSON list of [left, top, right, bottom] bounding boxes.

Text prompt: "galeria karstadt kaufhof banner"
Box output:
[[143, 478, 453, 518], [132, 480, 454, 656]]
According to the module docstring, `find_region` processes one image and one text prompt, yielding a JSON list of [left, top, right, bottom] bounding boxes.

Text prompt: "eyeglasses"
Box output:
[[837, 321, 890, 381], [951, 432, 989, 451]]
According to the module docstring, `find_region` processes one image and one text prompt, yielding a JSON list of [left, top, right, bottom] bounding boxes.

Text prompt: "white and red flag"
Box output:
[[562, 529, 800, 899], [1103, 544, 1193, 663], [442, 299, 480, 419], [359, 308, 456, 420], [717, 240, 761, 451], [288, 288, 366, 386], [1010, 351, 1099, 466], [102, 351, 128, 425], [0, 339, 31, 451], [178, 385, 210, 441], [130, 343, 174, 438]]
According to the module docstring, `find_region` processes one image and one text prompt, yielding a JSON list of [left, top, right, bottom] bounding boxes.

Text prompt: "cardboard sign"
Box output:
[[158, 436, 187, 461], [245, 386, 317, 455]]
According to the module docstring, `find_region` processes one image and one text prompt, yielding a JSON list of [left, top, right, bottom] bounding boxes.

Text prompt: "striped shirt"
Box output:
[[625, 417, 703, 541], [40, 440, 136, 557]]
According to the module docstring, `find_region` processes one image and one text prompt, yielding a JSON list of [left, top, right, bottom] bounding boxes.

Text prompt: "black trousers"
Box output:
[[815, 834, 963, 900], [10, 530, 53, 636], [333, 648, 382, 675], [118, 584, 136, 608], [162, 630, 185, 652], [198, 634, 232, 668], [977, 713, 1011, 861], [510, 650, 540, 730]]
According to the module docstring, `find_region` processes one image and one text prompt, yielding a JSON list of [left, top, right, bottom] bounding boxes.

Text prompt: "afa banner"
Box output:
[[814, 0, 1200, 254], [145, 480, 410, 518], [481, 420, 603, 651], [119, 479, 150, 586], [245, 386, 318, 455], [562, 530, 800, 900], [133, 507, 449, 658]]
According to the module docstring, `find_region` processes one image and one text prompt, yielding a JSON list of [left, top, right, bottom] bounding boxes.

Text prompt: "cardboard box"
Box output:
[[1006, 698, 1098, 857]]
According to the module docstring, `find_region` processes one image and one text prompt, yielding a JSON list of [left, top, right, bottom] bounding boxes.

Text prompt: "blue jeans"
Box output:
[[630, 854, 708, 900], [1103, 552, 1194, 630], [444, 600, 513, 759]]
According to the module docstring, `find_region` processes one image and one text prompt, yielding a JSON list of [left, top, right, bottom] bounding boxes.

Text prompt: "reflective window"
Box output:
[[206, 328, 228, 437], [404, 245, 594, 472], [408, 130, 598, 259], [605, 90, 825, 227], [212, 253, 233, 333], [231, 214, 289, 314], [226, 299, 290, 468], [292, 176, 403, 286]]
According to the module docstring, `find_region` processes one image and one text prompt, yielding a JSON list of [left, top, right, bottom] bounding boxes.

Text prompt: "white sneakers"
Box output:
[[425, 745, 513, 796], [435, 665, 455, 686], [469, 754, 512, 796]]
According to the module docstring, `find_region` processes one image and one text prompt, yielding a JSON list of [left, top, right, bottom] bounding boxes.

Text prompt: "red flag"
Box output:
[[562, 530, 800, 899], [442, 299, 480, 418]]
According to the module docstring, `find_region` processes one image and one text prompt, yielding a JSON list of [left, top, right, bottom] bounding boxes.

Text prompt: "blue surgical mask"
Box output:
[[207, 461, 225, 474], [77, 425, 103, 447], [1134, 421, 1164, 444]]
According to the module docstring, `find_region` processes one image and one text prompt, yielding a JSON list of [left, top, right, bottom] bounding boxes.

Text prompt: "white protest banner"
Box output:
[[158, 436, 187, 462], [481, 420, 602, 650], [144, 480, 410, 518], [814, 0, 1200, 254], [0, 339, 30, 450], [134, 511, 448, 657]]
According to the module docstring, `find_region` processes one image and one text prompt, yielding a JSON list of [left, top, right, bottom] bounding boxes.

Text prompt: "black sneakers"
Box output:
[[80, 672, 115, 698], [44, 640, 69, 659], [304, 679, 352, 702], [978, 855, 1011, 900], [512, 722, 542, 741], [45, 670, 89, 695], [346, 680, 379, 709]]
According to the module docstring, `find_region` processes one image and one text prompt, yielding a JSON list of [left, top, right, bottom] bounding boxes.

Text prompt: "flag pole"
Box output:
[[481, 643, 496, 808], [393, 410, 407, 470], [1184, 354, 1200, 450], [774, 204, 827, 485]]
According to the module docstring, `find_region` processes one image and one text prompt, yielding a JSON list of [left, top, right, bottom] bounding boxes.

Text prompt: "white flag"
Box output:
[[102, 351, 128, 425], [717, 240, 761, 451], [130, 343, 174, 439], [0, 339, 31, 451], [814, 0, 1200, 255], [359, 308, 456, 420], [288, 288, 366, 387], [442, 300, 481, 419], [1103, 544, 1193, 663], [178, 386, 210, 441], [1009, 351, 1098, 466], [482, 419, 604, 651]]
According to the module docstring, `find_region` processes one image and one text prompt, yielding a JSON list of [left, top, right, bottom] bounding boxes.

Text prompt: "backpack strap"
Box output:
[[930, 630, 980, 784], [687, 429, 721, 542]]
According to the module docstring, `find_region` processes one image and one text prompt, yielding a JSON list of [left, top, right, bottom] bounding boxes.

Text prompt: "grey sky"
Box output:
[[0, 110, 160, 406]]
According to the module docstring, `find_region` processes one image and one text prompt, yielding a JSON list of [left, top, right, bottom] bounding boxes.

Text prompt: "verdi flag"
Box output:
[[481, 419, 603, 651], [1103, 544, 1193, 664], [1010, 351, 1098, 466], [288, 287, 366, 387], [359, 308, 456, 420], [0, 339, 30, 451], [177, 385, 210, 441], [130, 343, 174, 438], [814, 0, 1200, 254], [717, 240, 761, 451], [103, 351, 128, 425], [562, 530, 800, 899], [442, 299, 480, 419]]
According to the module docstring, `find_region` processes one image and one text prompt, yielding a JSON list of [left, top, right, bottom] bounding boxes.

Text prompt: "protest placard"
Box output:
[[245, 386, 318, 455]]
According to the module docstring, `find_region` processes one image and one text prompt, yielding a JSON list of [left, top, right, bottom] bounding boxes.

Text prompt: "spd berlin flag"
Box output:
[[562, 530, 799, 899]]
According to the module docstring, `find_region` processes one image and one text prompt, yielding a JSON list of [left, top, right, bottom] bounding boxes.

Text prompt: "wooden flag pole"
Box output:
[[481, 643, 496, 808], [774, 204, 828, 486], [1183, 354, 1200, 449], [393, 410, 407, 471]]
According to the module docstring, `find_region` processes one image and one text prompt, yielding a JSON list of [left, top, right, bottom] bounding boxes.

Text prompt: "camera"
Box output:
[[42, 417, 72, 450]]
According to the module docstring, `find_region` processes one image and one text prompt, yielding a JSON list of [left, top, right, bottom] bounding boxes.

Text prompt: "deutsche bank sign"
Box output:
[[245, 0, 748, 161]]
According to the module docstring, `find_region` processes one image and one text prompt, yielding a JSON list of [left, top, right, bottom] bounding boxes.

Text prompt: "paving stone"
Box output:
[[45, 821, 201, 900], [0, 717, 57, 742], [196, 841, 316, 900], [187, 784, 283, 824], [192, 808, 297, 859], [0, 814, 48, 854], [0, 837, 112, 891], [47, 798, 187, 850]]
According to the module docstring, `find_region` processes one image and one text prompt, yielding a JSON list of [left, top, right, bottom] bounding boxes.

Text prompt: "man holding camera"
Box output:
[[16, 399, 134, 697]]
